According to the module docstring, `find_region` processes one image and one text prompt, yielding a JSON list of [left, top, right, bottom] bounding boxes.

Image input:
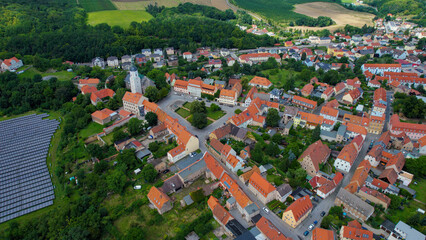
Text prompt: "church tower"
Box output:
[[129, 65, 142, 94]]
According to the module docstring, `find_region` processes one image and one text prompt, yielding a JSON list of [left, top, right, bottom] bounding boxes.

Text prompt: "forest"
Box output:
[[294, 16, 335, 27], [0, 0, 275, 63]]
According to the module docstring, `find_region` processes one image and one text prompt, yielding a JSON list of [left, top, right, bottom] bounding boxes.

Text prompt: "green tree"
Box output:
[[271, 133, 283, 145], [312, 125, 321, 142], [145, 86, 159, 102], [234, 109, 242, 114], [149, 141, 160, 152], [209, 103, 221, 112], [190, 100, 206, 114], [86, 144, 104, 159], [112, 130, 128, 143], [266, 143, 280, 157], [266, 108, 280, 127], [388, 194, 402, 210], [107, 169, 127, 194], [145, 112, 158, 126], [141, 164, 157, 183], [192, 112, 207, 129], [124, 226, 145, 240], [127, 118, 143, 136]]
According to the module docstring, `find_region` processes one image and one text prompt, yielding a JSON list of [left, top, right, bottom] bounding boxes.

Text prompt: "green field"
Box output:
[[88, 10, 153, 28], [79, 0, 116, 12], [176, 108, 191, 118], [233, 0, 332, 22], [79, 122, 104, 139], [207, 110, 226, 120], [18, 68, 76, 81]]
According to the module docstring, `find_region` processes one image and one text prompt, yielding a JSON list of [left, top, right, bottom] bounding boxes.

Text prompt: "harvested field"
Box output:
[[112, 0, 230, 11], [291, 2, 374, 30]]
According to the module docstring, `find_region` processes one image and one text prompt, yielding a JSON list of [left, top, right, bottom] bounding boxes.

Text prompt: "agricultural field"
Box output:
[[88, 10, 153, 28], [112, 0, 230, 11], [292, 2, 375, 30], [17, 68, 77, 81], [78, 0, 117, 12]]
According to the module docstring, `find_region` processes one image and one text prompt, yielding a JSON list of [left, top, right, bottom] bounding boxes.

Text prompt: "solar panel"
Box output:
[[0, 114, 58, 223]]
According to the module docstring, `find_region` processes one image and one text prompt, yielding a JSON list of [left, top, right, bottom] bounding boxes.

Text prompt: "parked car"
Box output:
[[303, 231, 309, 236], [162, 169, 170, 174], [320, 211, 326, 217], [308, 224, 315, 231], [314, 220, 318, 225], [263, 207, 269, 214], [133, 185, 141, 190]]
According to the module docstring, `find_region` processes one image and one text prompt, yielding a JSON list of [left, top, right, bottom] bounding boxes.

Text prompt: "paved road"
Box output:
[[157, 90, 244, 152]]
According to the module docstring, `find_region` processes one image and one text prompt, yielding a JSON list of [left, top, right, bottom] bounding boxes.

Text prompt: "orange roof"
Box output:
[[123, 91, 143, 104], [301, 84, 314, 95], [292, 95, 317, 109], [220, 89, 236, 98], [2, 57, 19, 66], [204, 152, 225, 179], [312, 228, 334, 240], [210, 138, 224, 153], [220, 173, 251, 208], [174, 80, 189, 89], [299, 112, 324, 125], [249, 172, 276, 197], [202, 83, 216, 91], [325, 99, 339, 109], [256, 217, 291, 240], [79, 78, 100, 85], [371, 178, 389, 190], [249, 76, 272, 87], [168, 145, 185, 157], [373, 88, 387, 102], [343, 114, 370, 127], [208, 196, 232, 225], [240, 165, 260, 182], [284, 196, 313, 222], [226, 154, 241, 168], [188, 79, 202, 87], [419, 135, 426, 147], [118, 109, 132, 118], [386, 152, 405, 172], [390, 114, 426, 134], [321, 106, 339, 118], [91, 88, 115, 102], [363, 63, 401, 68], [345, 160, 371, 193], [147, 186, 171, 210], [323, 86, 334, 96], [359, 186, 390, 207], [345, 122, 368, 136], [246, 87, 258, 100], [341, 225, 373, 240], [334, 82, 346, 93], [239, 53, 281, 62], [91, 108, 115, 121], [81, 85, 98, 94], [337, 142, 358, 165]]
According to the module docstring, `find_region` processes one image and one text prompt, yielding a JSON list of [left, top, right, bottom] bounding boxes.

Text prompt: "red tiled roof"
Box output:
[[91, 108, 114, 121], [292, 95, 317, 109], [299, 140, 330, 173], [249, 76, 272, 87], [371, 178, 389, 190], [321, 106, 339, 118], [301, 84, 314, 95], [345, 160, 371, 194], [284, 196, 313, 222], [249, 172, 276, 197], [210, 138, 224, 153], [341, 225, 373, 240], [91, 88, 115, 103], [256, 216, 291, 240], [363, 63, 401, 68], [208, 196, 232, 225], [378, 168, 398, 185], [81, 85, 98, 94], [337, 142, 358, 165], [79, 78, 99, 85], [118, 109, 132, 118], [325, 99, 339, 109], [147, 186, 170, 210], [312, 228, 334, 240], [220, 173, 251, 208], [123, 91, 143, 104], [204, 152, 225, 180]]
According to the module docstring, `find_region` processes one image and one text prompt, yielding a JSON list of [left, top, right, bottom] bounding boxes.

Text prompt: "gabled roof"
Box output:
[[284, 196, 313, 222], [249, 172, 276, 197], [345, 160, 371, 194], [147, 186, 171, 210], [249, 76, 272, 87], [359, 186, 391, 207], [337, 142, 358, 165], [81, 85, 98, 94], [312, 228, 334, 240], [345, 123, 367, 136], [320, 106, 339, 118], [298, 140, 330, 173], [204, 152, 225, 180], [79, 78, 99, 85], [341, 225, 373, 240], [91, 88, 115, 102], [325, 99, 339, 109], [210, 138, 224, 153], [208, 196, 233, 225], [385, 152, 405, 172], [240, 165, 260, 183], [419, 135, 426, 147], [221, 173, 251, 208], [301, 84, 314, 95], [91, 108, 115, 121], [123, 91, 143, 104], [371, 178, 389, 190], [256, 217, 291, 240]]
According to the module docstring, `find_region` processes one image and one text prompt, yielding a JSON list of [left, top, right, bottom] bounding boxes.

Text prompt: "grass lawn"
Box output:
[[102, 132, 115, 145], [386, 200, 425, 225], [79, 122, 104, 139], [233, 0, 334, 22], [206, 110, 226, 120], [17, 67, 76, 81], [88, 10, 153, 28], [266, 174, 284, 186], [262, 69, 305, 88], [183, 102, 192, 110], [176, 108, 191, 118], [410, 179, 426, 202], [79, 0, 116, 12]]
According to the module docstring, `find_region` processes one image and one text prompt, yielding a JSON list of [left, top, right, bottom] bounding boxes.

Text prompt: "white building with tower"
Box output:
[[129, 65, 142, 94]]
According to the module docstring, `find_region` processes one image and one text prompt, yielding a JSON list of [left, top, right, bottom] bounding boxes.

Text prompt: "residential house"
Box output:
[[365, 145, 383, 167], [219, 89, 237, 105], [283, 106, 299, 124], [249, 76, 272, 89], [334, 82, 347, 96], [78, 78, 100, 90], [209, 123, 247, 142], [334, 137, 361, 173], [149, 123, 168, 139], [207, 196, 235, 236], [361, 63, 401, 76], [367, 79, 381, 88], [293, 111, 324, 130], [276, 184, 293, 203], [366, 177, 399, 195], [301, 84, 314, 97], [322, 86, 334, 100], [107, 56, 119, 68], [177, 159, 207, 185], [239, 53, 281, 65], [346, 78, 361, 90], [90, 89, 115, 106], [248, 172, 277, 204], [389, 114, 426, 141], [201, 83, 217, 96], [298, 140, 331, 177], [342, 88, 363, 105], [147, 186, 172, 214], [310, 173, 343, 199], [282, 196, 313, 228], [204, 152, 225, 180], [355, 186, 391, 210], [174, 80, 189, 94], [334, 188, 374, 222], [312, 228, 335, 240], [91, 57, 105, 68], [419, 135, 426, 155], [183, 52, 193, 60], [122, 91, 146, 116], [256, 216, 292, 240], [292, 95, 317, 110], [340, 220, 373, 240], [91, 108, 116, 125], [391, 221, 426, 240], [1, 57, 23, 71], [345, 160, 372, 194]]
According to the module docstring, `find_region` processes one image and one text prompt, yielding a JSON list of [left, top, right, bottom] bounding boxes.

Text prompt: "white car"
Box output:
[[308, 224, 315, 231], [263, 207, 269, 214], [133, 185, 141, 190]]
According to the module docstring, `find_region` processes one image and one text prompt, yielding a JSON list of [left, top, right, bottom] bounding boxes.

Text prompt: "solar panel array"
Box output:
[[0, 114, 59, 223]]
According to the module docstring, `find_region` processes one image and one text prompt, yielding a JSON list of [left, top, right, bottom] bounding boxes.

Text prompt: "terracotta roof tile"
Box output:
[[123, 91, 144, 104], [91, 108, 115, 121], [147, 186, 171, 210], [204, 152, 225, 180], [256, 217, 291, 240], [284, 196, 313, 222], [249, 76, 272, 87], [299, 140, 330, 173], [312, 228, 334, 240], [321, 106, 339, 118], [249, 172, 276, 197]]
